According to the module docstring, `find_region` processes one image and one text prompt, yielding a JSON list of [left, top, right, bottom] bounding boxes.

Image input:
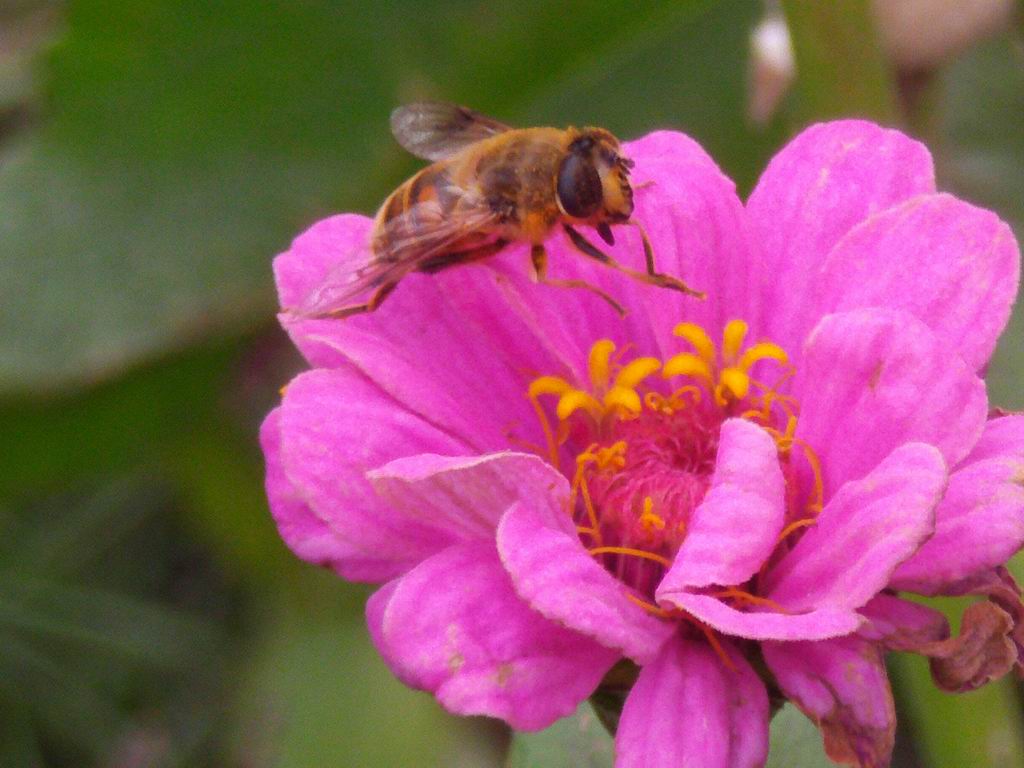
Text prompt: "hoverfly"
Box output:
[[295, 102, 704, 319]]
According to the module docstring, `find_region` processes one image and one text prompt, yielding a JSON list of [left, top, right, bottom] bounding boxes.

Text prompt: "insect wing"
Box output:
[[290, 195, 501, 319], [288, 237, 386, 318], [390, 102, 511, 161]]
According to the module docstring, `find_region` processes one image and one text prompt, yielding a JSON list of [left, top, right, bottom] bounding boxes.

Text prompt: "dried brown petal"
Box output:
[[919, 601, 1016, 692]]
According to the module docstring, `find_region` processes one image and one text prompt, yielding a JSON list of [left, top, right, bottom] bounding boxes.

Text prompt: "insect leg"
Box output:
[[563, 223, 705, 299], [529, 243, 625, 316], [322, 281, 399, 319], [416, 238, 509, 274]]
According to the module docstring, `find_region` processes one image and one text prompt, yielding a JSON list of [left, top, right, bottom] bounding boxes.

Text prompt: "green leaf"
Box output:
[[0, 577, 218, 668], [506, 702, 613, 768], [0, 629, 120, 753], [890, 648, 1024, 768], [766, 704, 833, 768], [780, 0, 899, 124], [0, 334, 242, 501], [231, 579, 501, 768]]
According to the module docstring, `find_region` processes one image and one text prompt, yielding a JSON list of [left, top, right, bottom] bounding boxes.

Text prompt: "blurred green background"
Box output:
[[1, 1, 1022, 765]]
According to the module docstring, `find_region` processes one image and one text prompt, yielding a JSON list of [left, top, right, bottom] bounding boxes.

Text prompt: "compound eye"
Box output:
[[556, 152, 603, 219]]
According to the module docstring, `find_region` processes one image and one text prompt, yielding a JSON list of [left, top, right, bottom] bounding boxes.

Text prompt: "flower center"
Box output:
[[527, 320, 823, 603]]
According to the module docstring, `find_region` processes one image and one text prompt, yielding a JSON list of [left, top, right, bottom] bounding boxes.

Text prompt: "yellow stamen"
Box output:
[[573, 468, 602, 546], [777, 517, 816, 543], [793, 437, 825, 513], [614, 357, 662, 389], [604, 386, 643, 415], [588, 339, 616, 390], [718, 367, 750, 400], [672, 385, 702, 405], [715, 587, 789, 613], [739, 342, 788, 371], [556, 390, 603, 421], [644, 391, 667, 412], [528, 393, 561, 466], [626, 593, 673, 618], [528, 375, 574, 399], [722, 319, 749, 363], [595, 441, 628, 471], [673, 322, 716, 364], [588, 546, 672, 568], [663, 353, 713, 383]]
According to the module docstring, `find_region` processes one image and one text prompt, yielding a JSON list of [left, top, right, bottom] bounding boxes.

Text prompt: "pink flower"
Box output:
[[262, 121, 1023, 768]]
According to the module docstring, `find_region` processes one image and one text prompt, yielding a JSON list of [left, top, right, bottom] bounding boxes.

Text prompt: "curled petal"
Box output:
[[916, 602, 1017, 693], [766, 442, 945, 612], [497, 501, 675, 665], [940, 568, 1024, 674], [659, 592, 861, 641], [659, 419, 785, 591], [764, 637, 896, 768], [890, 454, 1024, 594], [368, 451, 569, 541]]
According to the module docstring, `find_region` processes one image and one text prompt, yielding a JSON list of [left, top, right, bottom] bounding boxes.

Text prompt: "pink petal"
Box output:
[[659, 419, 785, 590], [616, 636, 768, 768], [766, 443, 946, 611], [794, 307, 986, 494], [763, 637, 895, 768], [496, 501, 675, 665], [277, 368, 471, 581], [817, 194, 1020, 372], [262, 409, 382, 577], [365, 579, 401, 671], [261, 408, 396, 581], [890, 454, 1024, 594], [274, 213, 374, 335], [964, 414, 1024, 465], [858, 594, 949, 651], [368, 451, 569, 541], [374, 541, 617, 731], [747, 120, 935, 357], [662, 593, 862, 641]]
